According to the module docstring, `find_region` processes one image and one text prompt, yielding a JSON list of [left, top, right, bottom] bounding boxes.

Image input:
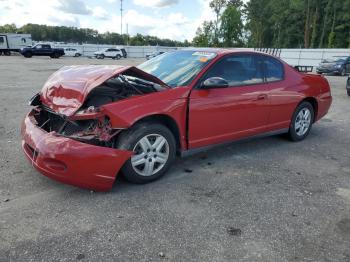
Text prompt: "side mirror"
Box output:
[[201, 77, 229, 89]]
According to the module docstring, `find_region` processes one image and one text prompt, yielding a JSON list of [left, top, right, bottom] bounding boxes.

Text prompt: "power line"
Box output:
[[120, 0, 123, 36]]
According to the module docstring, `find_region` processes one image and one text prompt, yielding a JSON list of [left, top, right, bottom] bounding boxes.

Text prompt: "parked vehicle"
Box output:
[[316, 56, 350, 76], [20, 44, 65, 58], [119, 48, 127, 58], [347, 77, 350, 96], [146, 51, 165, 60], [0, 33, 32, 56], [94, 48, 124, 59], [22, 49, 332, 191], [64, 48, 82, 57]]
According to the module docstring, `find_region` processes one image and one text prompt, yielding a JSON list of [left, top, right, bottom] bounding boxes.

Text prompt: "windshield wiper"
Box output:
[[125, 76, 160, 92], [118, 75, 144, 95]]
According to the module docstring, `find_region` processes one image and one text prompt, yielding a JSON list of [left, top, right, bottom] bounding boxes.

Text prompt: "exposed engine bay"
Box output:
[[82, 75, 161, 109], [31, 74, 164, 146]]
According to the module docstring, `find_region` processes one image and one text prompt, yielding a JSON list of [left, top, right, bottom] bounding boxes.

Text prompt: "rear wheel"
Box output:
[[347, 89, 350, 96], [116, 123, 176, 184], [341, 68, 346, 76], [4, 50, 10, 56], [116, 54, 122, 60], [288, 101, 314, 142]]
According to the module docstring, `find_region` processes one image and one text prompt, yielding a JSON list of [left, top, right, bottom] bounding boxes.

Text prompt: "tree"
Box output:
[[220, 5, 243, 47], [210, 0, 227, 46]]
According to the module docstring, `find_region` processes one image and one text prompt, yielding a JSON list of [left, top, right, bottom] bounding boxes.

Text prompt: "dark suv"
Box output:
[[316, 56, 350, 76]]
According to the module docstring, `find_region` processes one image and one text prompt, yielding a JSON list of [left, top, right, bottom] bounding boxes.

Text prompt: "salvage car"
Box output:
[[21, 49, 332, 191], [316, 56, 350, 76]]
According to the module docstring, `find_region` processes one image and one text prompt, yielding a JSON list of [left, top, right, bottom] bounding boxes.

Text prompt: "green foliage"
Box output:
[[193, 0, 244, 47], [245, 0, 350, 48], [0, 23, 190, 47], [194, 0, 350, 48]]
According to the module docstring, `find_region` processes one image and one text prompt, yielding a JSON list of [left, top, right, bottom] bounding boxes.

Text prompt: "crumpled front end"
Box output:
[[21, 109, 133, 191]]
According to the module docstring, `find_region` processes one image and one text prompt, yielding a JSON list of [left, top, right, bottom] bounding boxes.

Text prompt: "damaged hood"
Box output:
[[40, 65, 168, 116]]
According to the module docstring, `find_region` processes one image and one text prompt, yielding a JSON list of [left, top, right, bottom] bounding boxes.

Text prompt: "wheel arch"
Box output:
[[300, 97, 318, 122], [130, 114, 182, 153]]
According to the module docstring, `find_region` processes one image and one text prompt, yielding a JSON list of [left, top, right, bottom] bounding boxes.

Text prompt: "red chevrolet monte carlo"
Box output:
[[21, 49, 332, 191]]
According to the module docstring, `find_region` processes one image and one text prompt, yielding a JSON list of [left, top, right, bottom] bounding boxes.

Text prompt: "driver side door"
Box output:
[[188, 54, 272, 149]]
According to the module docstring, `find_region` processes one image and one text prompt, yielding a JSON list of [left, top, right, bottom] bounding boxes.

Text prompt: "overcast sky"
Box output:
[[0, 0, 223, 41]]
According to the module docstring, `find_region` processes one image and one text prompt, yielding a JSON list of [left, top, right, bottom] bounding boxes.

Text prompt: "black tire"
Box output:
[[4, 50, 11, 56], [341, 68, 346, 76], [100, 54, 105, 59], [24, 52, 32, 58], [116, 54, 122, 60], [347, 89, 350, 96], [0, 51, 3, 56], [53, 53, 60, 59], [116, 122, 176, 184], [288, 101, 314, 142]]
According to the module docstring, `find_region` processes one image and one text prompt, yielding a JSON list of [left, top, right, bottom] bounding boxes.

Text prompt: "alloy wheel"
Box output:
[[295, 108, 312, 136], [131, 134, 169, 177]]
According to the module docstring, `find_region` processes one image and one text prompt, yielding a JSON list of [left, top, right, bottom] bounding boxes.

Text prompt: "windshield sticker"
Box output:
[[192, 52, 216, 59], [199, 57, 209, 63]]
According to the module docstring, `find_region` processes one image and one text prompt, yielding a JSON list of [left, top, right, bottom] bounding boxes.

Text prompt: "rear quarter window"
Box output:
[[262, 56, 284, 82]]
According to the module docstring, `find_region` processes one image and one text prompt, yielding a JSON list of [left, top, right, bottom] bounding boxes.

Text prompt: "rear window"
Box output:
[[262, 56, 284, 82]]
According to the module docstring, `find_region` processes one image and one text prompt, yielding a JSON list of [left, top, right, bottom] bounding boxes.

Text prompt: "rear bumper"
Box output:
[[21, 110, 133, 191]]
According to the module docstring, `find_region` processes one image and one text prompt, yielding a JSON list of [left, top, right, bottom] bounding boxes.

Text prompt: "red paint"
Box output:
[[22, 111, 133, 191], [22, 49, 332, 191]]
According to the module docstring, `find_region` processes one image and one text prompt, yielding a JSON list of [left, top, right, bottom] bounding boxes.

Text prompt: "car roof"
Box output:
[[180, 48, 282, 59]]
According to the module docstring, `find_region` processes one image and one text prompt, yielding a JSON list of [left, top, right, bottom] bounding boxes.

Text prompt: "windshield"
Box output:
[[138, 50, 217, 87]]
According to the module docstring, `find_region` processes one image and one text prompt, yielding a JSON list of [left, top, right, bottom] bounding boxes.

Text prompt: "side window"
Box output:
[[116, 49, 120, 52], [42, 45, 50, 49], [0, 37, 4, 44], [262, 56, 284, 82], [35, 45, 42, 49], [205, 54, 264, 87]]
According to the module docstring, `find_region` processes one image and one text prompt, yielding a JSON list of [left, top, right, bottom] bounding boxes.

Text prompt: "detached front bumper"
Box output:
[[21, 110, 133, 191]]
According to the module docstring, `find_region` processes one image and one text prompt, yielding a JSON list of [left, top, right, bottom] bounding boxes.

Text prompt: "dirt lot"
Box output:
[[0, 56, 349, 262]]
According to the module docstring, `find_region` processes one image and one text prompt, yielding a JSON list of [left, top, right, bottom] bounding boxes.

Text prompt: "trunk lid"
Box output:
[[40, 65, 167, 116]]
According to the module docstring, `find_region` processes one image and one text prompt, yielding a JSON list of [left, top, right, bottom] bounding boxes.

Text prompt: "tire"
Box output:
[[100, 54, 105, 59], [0, 51, 3, 56], [53, 53, 60, 59], [24, 52, 32, 58], [347, 89, 350, 96], [116, 123, 176, 184], [288, 101, 314, 142], [341, 68, 346, 76], [4, 50, 11, 56], [116, 54, 122, 60]]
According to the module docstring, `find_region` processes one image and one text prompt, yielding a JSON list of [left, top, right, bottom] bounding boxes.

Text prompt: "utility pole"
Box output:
[[120, 0, 123, 36]]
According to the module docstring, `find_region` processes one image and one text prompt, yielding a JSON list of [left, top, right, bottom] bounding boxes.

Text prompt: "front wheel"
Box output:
[[347, 89, 350, 96], [288, 101, 314, 142], [116, 54, 122, 60], [116, 123, 176, 184]]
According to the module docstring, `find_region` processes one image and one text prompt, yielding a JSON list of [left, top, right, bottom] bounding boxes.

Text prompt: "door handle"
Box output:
[[256, 94, 268, 101]]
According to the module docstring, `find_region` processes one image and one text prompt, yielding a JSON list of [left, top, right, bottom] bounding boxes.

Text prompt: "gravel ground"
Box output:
[[0, 55, 349, 262]]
